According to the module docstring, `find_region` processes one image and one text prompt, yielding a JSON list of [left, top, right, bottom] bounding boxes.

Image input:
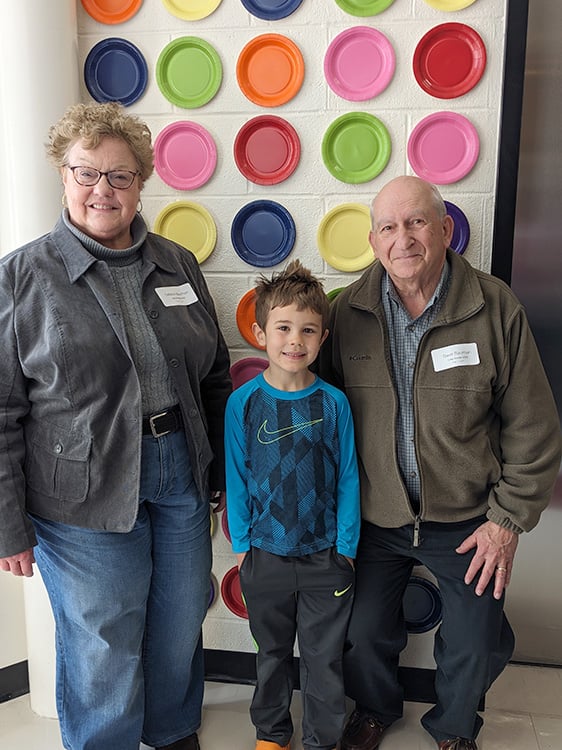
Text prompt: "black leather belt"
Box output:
[[142, 405, 182, 438]]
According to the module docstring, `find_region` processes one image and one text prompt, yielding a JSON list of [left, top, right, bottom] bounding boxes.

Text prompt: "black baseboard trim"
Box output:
[[203, 649, 443, 705], [0, 661, 29, 704], [0, 651, 495, 708]]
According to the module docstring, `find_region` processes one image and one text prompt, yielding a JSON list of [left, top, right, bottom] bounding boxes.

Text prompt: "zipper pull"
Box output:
[[413, 516, 421, 548]]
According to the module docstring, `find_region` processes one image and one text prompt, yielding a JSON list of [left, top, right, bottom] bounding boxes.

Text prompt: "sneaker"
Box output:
[[255, 741, 290, 750]]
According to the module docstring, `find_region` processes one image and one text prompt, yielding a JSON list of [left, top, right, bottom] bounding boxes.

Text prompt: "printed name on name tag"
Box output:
[[155, 283, 198, 307], [431, 343, 480, 372]]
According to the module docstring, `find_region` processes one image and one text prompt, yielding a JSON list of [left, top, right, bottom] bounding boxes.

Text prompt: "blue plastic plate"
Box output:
[[231, 200, 296, 268], [403, 575, 442, 634], [84, 38, 148, 107], [240, 0, 303, 20]]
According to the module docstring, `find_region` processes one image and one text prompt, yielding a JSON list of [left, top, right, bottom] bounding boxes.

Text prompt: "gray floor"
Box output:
[[1, 664, 561, 749]]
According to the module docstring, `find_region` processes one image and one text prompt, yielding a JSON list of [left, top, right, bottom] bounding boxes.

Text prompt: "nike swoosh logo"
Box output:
[[334, 584, 353, 597], [257, 418, 323, 444]]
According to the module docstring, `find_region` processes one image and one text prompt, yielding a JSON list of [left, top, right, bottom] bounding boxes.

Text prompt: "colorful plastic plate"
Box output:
[[84, 38, 147, 107], [444, 200, 470, 255], [81, 0, 142, 24], [153, 201, 217, 263], [230, 357, 268, 389], [240, 0, 303, 20], [236, 289, 266, 350], [413, 23, 486, 100], [403, 575, 442, 634], [234, 116, 301, 186], [237, 34, 304, 107], [154, 121, 217, 191], [322, 112, 391, 184], [327, 287, 344, 301], [208, 573, 218, 609], [231, 200, 296, 268], [221, 509, 232, 542], [324, 26, 395, 101], [221, 566, 248, 619], [407, 111, 479, 185], [156, 37, 222, 109], [334, 0, 395, 17], [422, 0, 478, 10], [161, 0, 223, 20], [317, 203, 373, 272]]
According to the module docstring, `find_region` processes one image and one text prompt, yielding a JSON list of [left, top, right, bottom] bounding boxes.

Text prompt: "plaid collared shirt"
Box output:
[[381, 261, 450, 512]]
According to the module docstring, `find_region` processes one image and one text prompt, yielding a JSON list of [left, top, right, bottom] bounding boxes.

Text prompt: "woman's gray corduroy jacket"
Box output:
[[0, 216, 232, 558]]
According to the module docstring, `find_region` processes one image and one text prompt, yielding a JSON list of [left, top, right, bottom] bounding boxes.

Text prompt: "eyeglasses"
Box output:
[[66, 165, 140, 190]]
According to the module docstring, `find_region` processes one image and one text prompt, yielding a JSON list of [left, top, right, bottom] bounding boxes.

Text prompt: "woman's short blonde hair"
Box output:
[[46, 102, 154, 182]]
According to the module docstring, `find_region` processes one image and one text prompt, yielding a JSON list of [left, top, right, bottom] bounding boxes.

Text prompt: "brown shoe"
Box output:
[[156, 733, 200, 750], [341, 709, 387, 750], [438, 739, 477, 750]]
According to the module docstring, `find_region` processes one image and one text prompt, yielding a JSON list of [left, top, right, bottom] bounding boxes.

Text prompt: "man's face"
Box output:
[[369, 177, 454, 289]]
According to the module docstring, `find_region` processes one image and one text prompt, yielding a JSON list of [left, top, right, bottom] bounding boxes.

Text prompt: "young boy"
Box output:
[[224, 260, 360, 750]]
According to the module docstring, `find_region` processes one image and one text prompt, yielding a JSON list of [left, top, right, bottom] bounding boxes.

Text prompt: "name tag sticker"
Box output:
[[155, 283, 198, 307], [431, 343, 480, 372]]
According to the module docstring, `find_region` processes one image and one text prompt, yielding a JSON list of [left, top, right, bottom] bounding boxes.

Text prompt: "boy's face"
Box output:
[[253, 304, 328, 381]]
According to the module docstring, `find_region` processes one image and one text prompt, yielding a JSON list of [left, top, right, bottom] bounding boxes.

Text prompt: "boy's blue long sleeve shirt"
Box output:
[[224, 373, 360, 558]]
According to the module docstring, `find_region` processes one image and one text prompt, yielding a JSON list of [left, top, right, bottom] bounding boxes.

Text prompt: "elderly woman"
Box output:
[[0, 102, 231, 750]]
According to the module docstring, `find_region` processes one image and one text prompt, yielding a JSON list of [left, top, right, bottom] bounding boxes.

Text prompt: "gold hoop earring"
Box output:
[[61, 193, 67, 207], [137, 199, 143, 213]]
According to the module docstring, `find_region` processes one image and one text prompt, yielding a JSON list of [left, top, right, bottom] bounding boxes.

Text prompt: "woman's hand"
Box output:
[[0, 548, 35, 577]]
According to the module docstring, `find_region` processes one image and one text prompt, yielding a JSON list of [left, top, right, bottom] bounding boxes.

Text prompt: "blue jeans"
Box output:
[[32, 430, 212, 750]]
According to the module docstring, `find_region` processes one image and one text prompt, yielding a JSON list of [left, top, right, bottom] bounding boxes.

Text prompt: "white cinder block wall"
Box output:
[[74, 0, 507, 655], [0, 0, 509, 669]]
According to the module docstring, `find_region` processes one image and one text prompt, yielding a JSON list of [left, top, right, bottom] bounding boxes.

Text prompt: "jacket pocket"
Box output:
[[25, 422, 92, 503]]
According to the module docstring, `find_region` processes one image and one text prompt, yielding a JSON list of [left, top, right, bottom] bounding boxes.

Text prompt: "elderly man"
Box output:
[[319, 176, 561, 750]]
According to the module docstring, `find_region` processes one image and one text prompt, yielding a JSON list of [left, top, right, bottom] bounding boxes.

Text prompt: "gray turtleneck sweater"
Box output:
[[63, 211, 178, 415]]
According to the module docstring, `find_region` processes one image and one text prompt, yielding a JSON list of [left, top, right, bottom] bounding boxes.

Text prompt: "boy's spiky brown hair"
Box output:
[[254, 259, 330, 331]]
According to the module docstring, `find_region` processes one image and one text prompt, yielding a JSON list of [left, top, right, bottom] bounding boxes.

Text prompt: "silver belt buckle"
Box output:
[[149, 411, 172, 439]]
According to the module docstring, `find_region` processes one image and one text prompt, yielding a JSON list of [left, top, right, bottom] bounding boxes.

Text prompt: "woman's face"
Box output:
[[62, 137, 142, 250]]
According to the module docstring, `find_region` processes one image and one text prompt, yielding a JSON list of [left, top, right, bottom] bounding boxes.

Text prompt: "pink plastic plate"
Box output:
[[154, 121, 217, 190], [407, 111, 479, 184], [324, 26, 395, 101]]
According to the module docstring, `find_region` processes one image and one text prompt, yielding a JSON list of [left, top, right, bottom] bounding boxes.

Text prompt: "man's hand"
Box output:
[[456, 521, 518, 599], [0, 548, 35, 577]]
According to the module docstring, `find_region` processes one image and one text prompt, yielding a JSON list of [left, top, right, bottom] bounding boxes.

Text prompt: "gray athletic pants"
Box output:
[[239, 546, 355, 750]]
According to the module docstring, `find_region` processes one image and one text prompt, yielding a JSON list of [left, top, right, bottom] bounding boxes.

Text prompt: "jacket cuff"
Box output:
[[486, 510, 524, 534]]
